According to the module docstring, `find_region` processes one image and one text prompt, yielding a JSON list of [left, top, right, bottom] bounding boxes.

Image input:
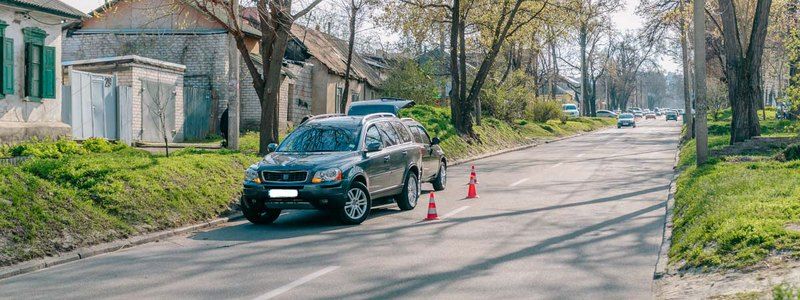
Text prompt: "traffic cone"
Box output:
[[425, 193, 439, 220], [470, 165, 479, 184], [466, 174, 479, 199]]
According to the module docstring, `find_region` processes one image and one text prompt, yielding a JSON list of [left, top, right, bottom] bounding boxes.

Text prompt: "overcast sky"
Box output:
[[63, 0, 677, 71]]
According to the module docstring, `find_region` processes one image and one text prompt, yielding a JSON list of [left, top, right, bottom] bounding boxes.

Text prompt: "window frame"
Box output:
[[0, 20, 7, 99], [22, 27, 51, 102]]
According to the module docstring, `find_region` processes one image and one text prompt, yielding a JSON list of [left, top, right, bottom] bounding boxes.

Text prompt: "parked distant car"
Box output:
[[562, 104, 580, 117], [402, 118, 447, 191], [347, 98, 415, 116], [596, 110, 617, 118], [665, 111, 679, 121], [634, 112, 644, 118], [645, 112, 657, 119], [617, 113, 636, 128], [241, 113, 424, 225]]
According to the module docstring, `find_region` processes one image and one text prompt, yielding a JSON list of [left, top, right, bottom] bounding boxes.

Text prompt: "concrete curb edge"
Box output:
[[653, 146, 682, 283]]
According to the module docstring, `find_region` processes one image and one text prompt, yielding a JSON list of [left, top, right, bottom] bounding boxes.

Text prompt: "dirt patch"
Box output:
[[655, 256, 800, 299], [712, 136, 800, 158]]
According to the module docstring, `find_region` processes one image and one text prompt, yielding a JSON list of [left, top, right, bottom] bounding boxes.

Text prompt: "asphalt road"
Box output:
[[1, 118, 681, 299]]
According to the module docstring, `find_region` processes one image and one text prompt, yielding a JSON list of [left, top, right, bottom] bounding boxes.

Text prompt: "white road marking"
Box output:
[[576, 153, 586, 158], [550, 162, 563, 168], [509, 178, 529, 187], [254, 266, 340, 300], [440, 206, 470, 220]]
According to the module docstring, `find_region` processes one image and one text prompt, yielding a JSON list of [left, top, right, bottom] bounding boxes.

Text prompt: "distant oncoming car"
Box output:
[[617, 113, 636, 128], [665, 110, 679, 121], [645, 112, 656, 119], [596, 110, 617, 118], [562, 104, 580, 117]]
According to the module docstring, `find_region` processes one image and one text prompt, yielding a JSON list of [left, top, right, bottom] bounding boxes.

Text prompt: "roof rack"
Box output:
[[307, 114, 345, 122], [361, 113, 396, 123]]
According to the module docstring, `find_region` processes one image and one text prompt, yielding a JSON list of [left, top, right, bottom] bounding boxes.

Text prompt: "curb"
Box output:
[[653, 147, 682, 281], [0, 125, 609, 280], [0, 213, 244, 281]]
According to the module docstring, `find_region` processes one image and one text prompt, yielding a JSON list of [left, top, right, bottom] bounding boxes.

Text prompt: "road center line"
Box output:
[[254, 266, 340, 300], [550, 162, 563, 168], [509, 178, 529, 187], [440, 206, 470, 220]]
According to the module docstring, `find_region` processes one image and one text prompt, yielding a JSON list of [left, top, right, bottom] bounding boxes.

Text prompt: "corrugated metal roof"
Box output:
[[1, 0, 86, 18]]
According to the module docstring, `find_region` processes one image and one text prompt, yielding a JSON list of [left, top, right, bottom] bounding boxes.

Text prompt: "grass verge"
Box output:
[[670, 111, 800, 270]]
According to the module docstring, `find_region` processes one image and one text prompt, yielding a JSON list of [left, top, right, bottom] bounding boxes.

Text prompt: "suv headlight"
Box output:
[[245, 165, 260, 183], [312, 168, 342, 183]]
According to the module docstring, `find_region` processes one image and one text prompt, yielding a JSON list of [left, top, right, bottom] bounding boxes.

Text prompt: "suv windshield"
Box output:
[[277, 124, 360, 152]]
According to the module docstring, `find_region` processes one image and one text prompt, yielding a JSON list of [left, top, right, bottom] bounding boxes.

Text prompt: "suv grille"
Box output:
[[261, 171, 308, 182]]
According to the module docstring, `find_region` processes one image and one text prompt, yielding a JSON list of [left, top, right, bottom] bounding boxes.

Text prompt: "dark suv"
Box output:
[[241, 113, 423, 225]]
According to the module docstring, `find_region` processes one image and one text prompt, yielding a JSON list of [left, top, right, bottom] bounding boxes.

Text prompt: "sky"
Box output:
[[63, 0, 678, 72]]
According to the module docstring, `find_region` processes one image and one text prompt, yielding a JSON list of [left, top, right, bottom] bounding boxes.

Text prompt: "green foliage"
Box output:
[[380, 60, 443, 105], [776, 143, 800, 162], [773, 283, 800, 300], [81, 138, 115, 153], [531, 100, 564, 123], [2, 138, 128, 160], [480, 71, 532, 121]]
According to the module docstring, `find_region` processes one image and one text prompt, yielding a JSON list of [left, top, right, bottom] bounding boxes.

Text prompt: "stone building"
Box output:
[[0, 0, 84, 143]]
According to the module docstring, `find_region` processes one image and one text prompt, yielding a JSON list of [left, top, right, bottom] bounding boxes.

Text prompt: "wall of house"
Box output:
[[285, 62, 313, 125], [239, 62, 290, 133], [0, 8, 71, 143]]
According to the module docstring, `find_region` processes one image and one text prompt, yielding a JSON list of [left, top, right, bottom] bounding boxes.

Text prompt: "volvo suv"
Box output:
[[241, 113, 424, 225]]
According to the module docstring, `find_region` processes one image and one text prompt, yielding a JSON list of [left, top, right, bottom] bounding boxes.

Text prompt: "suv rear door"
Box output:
[[408, 124, 438, 181], [375, 121, 406, 190]]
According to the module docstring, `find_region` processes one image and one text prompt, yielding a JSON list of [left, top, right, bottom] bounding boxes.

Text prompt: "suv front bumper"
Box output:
[[243, 181, 348, 210]]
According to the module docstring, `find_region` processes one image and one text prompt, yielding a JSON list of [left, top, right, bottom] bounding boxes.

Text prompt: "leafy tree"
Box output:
[[380, 60, 443, 105]]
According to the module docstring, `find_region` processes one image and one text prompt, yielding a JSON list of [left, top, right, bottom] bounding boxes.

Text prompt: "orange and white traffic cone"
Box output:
[[470, 165, 479, 184], [466, 174, 479, 199], [425, 193, 439, 220]]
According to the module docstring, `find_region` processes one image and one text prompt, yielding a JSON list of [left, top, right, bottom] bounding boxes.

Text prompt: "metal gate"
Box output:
[[141, 79, 177, 143], [65, 70, 117, 140], [183, 86, 213, 141]]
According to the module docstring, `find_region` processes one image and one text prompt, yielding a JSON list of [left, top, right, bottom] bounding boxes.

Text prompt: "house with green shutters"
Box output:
[[0, 0, 84, 143]]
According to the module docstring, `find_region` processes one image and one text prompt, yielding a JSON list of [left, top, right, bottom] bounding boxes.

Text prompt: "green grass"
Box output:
[[0, 148, 252, 266], [670, 110, 800, 270]]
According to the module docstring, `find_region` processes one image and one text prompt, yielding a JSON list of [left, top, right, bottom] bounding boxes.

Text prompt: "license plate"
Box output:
[[268, 189, 298, 198]]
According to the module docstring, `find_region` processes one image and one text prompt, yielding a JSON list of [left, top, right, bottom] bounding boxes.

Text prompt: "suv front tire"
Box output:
[[337, 182, 371, 224], [241, 196, 282, 224]]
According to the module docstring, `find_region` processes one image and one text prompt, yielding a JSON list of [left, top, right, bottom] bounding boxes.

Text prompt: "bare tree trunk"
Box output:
[[549, 34, 558, 100], [460, 20, 476, 126], [340, 3, 358, 113], [679, 0, 694, 140], [448, 0, 463, 133], [695, 0, 708, 164], [579, 23, 589, 117], [258, 23, 290, 155]]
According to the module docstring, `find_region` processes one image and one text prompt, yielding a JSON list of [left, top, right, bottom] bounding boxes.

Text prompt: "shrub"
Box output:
[[82, 138, 114, 153], [531, 100, 563, 123], [776, 143, 800, 162]]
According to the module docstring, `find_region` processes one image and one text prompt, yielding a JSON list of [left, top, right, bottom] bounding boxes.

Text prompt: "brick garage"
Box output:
[[63, 55, 186, 144]]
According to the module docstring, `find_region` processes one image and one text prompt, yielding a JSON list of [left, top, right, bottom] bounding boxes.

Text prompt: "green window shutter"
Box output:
[[3, 38, 14, 95], [25, 44, 33, 99], [42, 46, 55, 99]]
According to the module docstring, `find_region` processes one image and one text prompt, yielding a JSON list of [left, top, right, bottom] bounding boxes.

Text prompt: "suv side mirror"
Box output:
[[267, 143, 278, 152], [366, 142, 382, 152], [431, 137, 440, 145]]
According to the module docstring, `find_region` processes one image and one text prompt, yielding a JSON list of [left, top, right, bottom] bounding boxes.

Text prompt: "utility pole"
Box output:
[[226, 1, 241, 150], [693, 0, 708, 164]]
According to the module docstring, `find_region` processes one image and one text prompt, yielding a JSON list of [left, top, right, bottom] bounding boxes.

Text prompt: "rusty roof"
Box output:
[[290, 24, 382, 88]]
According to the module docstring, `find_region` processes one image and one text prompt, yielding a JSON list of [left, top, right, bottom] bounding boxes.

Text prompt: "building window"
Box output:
[[335, 86, 343, 113], [351, 91, 359, 103], [0, 20, 12, 98], [22, 27, 54, 102]]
